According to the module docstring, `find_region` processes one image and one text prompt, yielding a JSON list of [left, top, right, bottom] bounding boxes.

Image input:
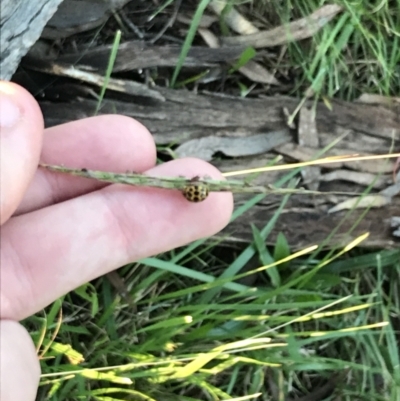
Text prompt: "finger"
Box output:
[[15, 115, 156, 215], [1, 158, 233, 320], [0, 82, 44, 224], [0, 320, 40, 401]]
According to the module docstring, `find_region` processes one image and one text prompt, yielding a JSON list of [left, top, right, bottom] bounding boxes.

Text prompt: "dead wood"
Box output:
[[5, 0, 398, 250], [37, 86, 400, 250], [0, 0, 64, 80], [40, 0, 133, 39], [53, 41, 248, 72], [38, 87, 400, 145]]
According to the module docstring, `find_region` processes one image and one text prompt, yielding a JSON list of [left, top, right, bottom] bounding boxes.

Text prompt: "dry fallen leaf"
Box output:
[[221, 4, 343, 48], [209, 0, 259, 35], [356, 93, 400, 106], [198, 28, 280, 85], [329, 169, 399, 214], [321, 170, 390, 189], [328, 194, 391, 214], [175, 131, 291, 161], [31, 63, 166, 101]]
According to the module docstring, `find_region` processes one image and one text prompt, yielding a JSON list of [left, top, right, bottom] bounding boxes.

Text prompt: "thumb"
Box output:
[[0, 320, 40, 401], [0, 82, 44, 224]]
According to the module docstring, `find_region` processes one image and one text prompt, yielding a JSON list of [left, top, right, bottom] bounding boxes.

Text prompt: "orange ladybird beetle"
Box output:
[[182, 182, 209, 202]]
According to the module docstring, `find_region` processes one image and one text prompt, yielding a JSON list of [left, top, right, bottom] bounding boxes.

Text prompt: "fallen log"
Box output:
[[37, 86, 400, 249]]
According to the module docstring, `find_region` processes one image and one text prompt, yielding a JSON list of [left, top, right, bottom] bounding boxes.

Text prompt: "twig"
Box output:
[[39, 163, 365, 202]]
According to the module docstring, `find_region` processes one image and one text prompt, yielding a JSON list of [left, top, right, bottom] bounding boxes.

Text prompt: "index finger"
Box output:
[[15, 114, 156, 215]]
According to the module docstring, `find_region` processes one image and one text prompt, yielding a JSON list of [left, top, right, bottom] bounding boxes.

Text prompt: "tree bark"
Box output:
[[0, 0, 63, 80]]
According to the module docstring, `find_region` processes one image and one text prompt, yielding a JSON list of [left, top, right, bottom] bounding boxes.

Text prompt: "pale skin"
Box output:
[[0, 82, 233, 401]]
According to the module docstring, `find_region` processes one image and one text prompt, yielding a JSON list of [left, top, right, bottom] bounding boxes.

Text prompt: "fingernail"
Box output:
[[0, 84, 22, 130]]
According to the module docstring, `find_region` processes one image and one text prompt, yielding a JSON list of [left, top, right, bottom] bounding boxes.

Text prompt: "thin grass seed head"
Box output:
[[39, 163, 384, 200]]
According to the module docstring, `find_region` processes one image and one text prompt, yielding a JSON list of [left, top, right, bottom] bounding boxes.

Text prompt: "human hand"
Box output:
[[0, 82, 233, 401]]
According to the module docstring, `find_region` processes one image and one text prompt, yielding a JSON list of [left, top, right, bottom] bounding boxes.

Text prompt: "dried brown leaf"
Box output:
[[209, 0, 259, 35], [198, 28, 280, 85], [222, 4, 343, 48]]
